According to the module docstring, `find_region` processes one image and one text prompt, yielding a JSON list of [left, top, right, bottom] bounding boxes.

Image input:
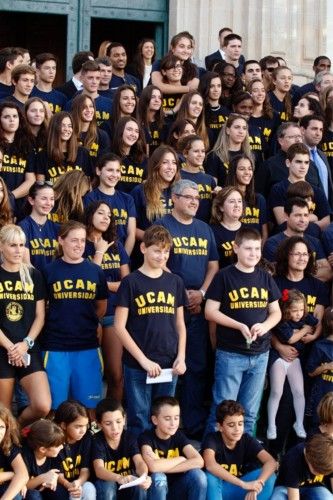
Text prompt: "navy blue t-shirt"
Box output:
[[131, 183, 173, 231], [84, 240, 129, 316], [0, 143, 35, 191], [36, 147, 93, 184], [241, 194, 268, 233], [155, 214, 219, 289], [79, 128, 110, 166], [202, 432, 263, 477], [30, 86, 67, 113], [92, 429, 139, 477], [19, 216, 59, 272], [180, 169, 216, 223], [116, 269, 186, 369], [274, 275, 330, 313], [275, 442, 330, 488], [211, 223, 239, 269], [83, 188, 136, 244], [205, 104, 230, 148], [268, 179, 330, 221], [138, 428, 190, 483], [0, 444, 21, 473], [42, 258, 108, 351], [53, 432, 93, 481], [66, 93, 113, 129], [307, 338, 333, 418], [206, 265, 281, 354], [263, 232, 326, 262], [0, 266, 46, 347], [322, 222, 333, 255], [117, 156, 148, 194]]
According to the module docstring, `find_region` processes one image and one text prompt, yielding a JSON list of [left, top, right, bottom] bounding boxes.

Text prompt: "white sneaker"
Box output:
[[293, 422, 306, 438], [267, 426, 277, 440]]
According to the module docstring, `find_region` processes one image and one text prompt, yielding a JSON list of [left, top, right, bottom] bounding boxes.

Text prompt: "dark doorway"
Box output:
[[0, 11, 67, 85], [91, 18, 157, 64]]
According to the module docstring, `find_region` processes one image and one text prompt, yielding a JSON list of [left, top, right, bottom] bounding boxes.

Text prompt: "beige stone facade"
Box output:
[[169, 0, 333, 84]]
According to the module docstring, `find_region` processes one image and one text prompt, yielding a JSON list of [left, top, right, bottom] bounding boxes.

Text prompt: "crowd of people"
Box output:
[[0, 25, 332, 499]]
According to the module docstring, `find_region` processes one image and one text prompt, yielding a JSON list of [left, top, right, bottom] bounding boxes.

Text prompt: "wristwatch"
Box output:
[[23, 336, 34, 349]]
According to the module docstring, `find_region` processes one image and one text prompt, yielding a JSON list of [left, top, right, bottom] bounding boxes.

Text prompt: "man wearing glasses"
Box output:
[[155, 179, 219, 440], [263, 196, 331, 282]]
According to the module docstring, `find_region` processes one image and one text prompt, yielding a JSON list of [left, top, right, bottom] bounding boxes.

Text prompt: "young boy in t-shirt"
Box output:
[[92, 398, 151, 499], [202, 400, 277, 499], [114, 225, 187, 437], [139, 396, 207, 500], [271, 433, 333, 499], [205, 227, 282, 434]]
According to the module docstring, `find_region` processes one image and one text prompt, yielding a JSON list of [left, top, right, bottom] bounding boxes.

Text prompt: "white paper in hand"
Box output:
[[146, 368, 173, 384], [119, 473, 147, 490]]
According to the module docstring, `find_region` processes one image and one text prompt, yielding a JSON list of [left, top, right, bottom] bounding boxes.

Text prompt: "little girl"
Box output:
[[267, 289, 318, 440], [22, 419, 64, 499], [0, 404, 28, 499], [307, 307, 333, 428], [54, 400, 96, 499]]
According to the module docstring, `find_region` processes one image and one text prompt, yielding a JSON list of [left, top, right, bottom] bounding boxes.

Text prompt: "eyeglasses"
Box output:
[[176, 194, 200, 202], [284, 135, 302, 140], [35, 180, 53, 187], [289, 252, 310, 258], [167, 64, 182, 70]]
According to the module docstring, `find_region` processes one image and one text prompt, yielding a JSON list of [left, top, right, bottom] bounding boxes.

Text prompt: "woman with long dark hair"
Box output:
[[36, 111, 93, 185], [24, 96, 50, 151], [137, 84, 166, 155], [127, 38, 156, 89], [71, 93, 110, 166], [112, 116, 147, 193], [0, 101, 35, 213], [84, 201, 130, 401], [226, 153, 268, 241]]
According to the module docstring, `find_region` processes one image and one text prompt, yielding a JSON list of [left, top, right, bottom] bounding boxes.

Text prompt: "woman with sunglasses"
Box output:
[[19, 181, 59, 272]]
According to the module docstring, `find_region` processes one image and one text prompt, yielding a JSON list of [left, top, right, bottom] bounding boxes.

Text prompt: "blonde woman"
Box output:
[[0, 224, 51, 424], [205, 114, 253, 187]]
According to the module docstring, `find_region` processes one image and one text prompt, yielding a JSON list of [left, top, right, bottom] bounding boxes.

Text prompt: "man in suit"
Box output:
[[300, 114, 333, 209], [205, 27, 245, 70], [56, 50, 94, 100]]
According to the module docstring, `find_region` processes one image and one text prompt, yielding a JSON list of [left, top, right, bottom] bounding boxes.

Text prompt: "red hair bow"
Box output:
[[281, 289, 289, 302]]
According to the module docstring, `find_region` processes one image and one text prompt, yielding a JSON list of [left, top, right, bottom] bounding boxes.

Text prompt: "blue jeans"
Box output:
[[206, 469, 276, 500], [271, 485, 333, 499], [206, 349, 269, 435], [95, 480, 146, 500], [147, 469, 207, 500], [124, 365, 177, 437], [179, 310, 209, 435]]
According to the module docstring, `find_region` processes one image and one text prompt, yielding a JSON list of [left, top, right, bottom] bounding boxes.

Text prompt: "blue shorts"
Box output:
[[100, 315, 115, 327], [43, 348, 104, 409]]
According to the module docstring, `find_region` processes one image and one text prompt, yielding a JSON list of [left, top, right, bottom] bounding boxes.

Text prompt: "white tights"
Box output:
[[267, 357, 305, 430]]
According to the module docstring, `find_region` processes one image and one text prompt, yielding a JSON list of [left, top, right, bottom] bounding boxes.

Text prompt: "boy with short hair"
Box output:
[[271, 433, 333, 499], [92, 398, 151, 499], [139, 396, 207, 500], [114, 225, 187, 437], [205, 227, 281, 434], [10, 64, 35, 107], [268, 142, 330, 228], [203, 400, 276, 499], [31, 52, 67, 113]]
